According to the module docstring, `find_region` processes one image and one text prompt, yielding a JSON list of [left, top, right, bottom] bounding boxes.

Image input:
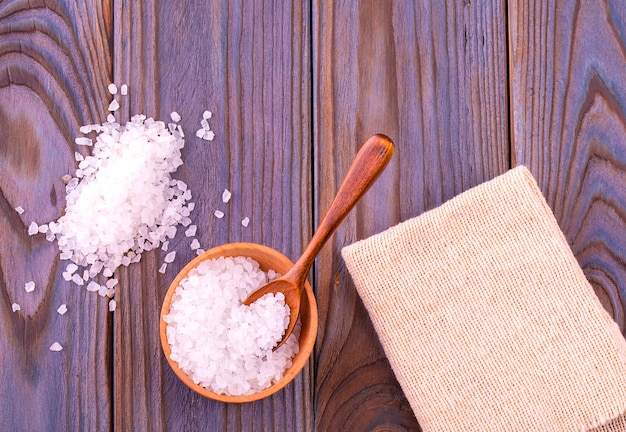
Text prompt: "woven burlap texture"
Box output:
[[342, 166, 626, 432]]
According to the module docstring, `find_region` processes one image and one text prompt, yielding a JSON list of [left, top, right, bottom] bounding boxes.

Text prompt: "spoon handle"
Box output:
[[289, 134, 395, 287]]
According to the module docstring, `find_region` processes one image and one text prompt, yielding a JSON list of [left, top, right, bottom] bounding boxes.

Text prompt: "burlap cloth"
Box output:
[[342, 166, 626, 432]]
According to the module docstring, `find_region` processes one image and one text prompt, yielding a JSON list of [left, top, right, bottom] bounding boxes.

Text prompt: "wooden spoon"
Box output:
[[243, 134, 395, 349]]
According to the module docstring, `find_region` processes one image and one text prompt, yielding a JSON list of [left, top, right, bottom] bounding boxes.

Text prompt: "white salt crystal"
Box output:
[[25, 281, 35, 292], [49, 342, 63, 352], [57, 304, 68, 315], [108, 83, 118, 95], [202, 110, 212, 119], [75, 137, 93, 146], [214, 210, 224, 219], [161, 241, 169, 251], [200, 119, 210, 130], [12, 303, 20, 312], [188, 202, 195, 212], [109, 300, 117, 312], [195, 128, 204, 138], [185, 225, 197, 237], [98, 285, 108, 297], [75, 152, 84, 162], [170, 111, 181, 122], [106, 114, 116, 123], [38, 224, 48, 233], [106, 278, 118, 289], [15, 206, 24, 215], [103, 268, 114, 278], [164, 251, 176, 263], [79, 125, 92, 134], [202, 131, 215, 141], [108, 99, 120, 112], [62, 272, 72, 281], [72, 274, 84, 286], [159, 263, 167, 274], [120, 84, 128, 95], [190, 239, 200, 250], [86, 281, 100, 292], [242, 217, 250, 227], [222, 189, 231, 203], [28, 222, 38, 235], [66, 263, 78, 274], [195, 248, 205, 255]]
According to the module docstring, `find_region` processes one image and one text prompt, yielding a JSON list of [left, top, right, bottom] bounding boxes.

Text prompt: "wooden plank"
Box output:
[[0, 0, 112, 430], [313, 0, 509, 429], [509, 0, 626, 331], [112, 1, 313, 430]]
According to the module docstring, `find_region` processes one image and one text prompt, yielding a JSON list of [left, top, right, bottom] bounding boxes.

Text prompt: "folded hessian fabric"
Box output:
[[342, 166, 626, 432]]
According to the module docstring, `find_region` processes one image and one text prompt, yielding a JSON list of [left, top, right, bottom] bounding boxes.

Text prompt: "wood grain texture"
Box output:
[[509, 0, 626, 331], [112, 0, 313, 430], [0, 0, 112, 430], [313, 0, 509, 430]]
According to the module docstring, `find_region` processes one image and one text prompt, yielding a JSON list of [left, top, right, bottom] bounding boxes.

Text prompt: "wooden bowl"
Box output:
[[159, 242, 318, 403]]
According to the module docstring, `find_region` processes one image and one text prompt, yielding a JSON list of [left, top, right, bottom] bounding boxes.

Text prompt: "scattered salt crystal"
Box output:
[[202, 131, 215, 141], [106, 114, 116, 123], [214, 210, 224, 219], [159, 263, 167, 274], [62, 272, 72, 281], [222, 189, 231, 203], [12, 303, 20, 312], [195, 248, 205, 255], [86, 281, 100, 292], [190, 239, 200, 250], [188, 202, 195, 211], [108, 83, 118, 95], [242, 217, 250, 227], [164, 251, 176, 263], [72, 274, 84, 286], [161, 241, 169, 251], [15, 206, 24, 215], [75, 137, 93, 146], [49, 342, 63, 352], [170, 111, 181, 122], [79, 125, 92, 134], [38, 224, 48, 233], [28, 222, 38, 235], [25, 281, 35, 292], [106, 288, 115, 298], [109, 300, 117, 312], [120, 84, 128, 95], [106, 278, 118, 289], [202, 110, 212, 119], [185, 225, 197, 237], [57, 304, 68, 315], [108, 99, 120, 112], [195, 128, 204, 138], [66, 263, 78, 274], [200, 119, 210, 130], [103, 268, 114, 278]]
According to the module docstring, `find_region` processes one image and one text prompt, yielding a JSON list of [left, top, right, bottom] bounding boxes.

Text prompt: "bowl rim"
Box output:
[[159, 242, 318, 403]]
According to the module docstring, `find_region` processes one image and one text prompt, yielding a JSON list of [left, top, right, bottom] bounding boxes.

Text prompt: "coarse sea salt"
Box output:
[[57, 304, 68, 315], [25, 281, 35, 292], [42, 111, 194, 293], [12, 303, 20, 312], [49, 342, 63, 352], [163, 256, 300, 396]]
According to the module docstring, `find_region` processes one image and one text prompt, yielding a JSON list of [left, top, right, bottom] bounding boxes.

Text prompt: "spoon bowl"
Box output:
[[160, 242, 318, 403]]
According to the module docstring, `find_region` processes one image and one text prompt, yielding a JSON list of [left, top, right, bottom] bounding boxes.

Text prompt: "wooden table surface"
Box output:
[[2, 1, 626, 430]]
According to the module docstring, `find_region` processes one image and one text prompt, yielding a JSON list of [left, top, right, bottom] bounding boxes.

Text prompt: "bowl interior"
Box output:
[[159, 242, 318, 403]]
